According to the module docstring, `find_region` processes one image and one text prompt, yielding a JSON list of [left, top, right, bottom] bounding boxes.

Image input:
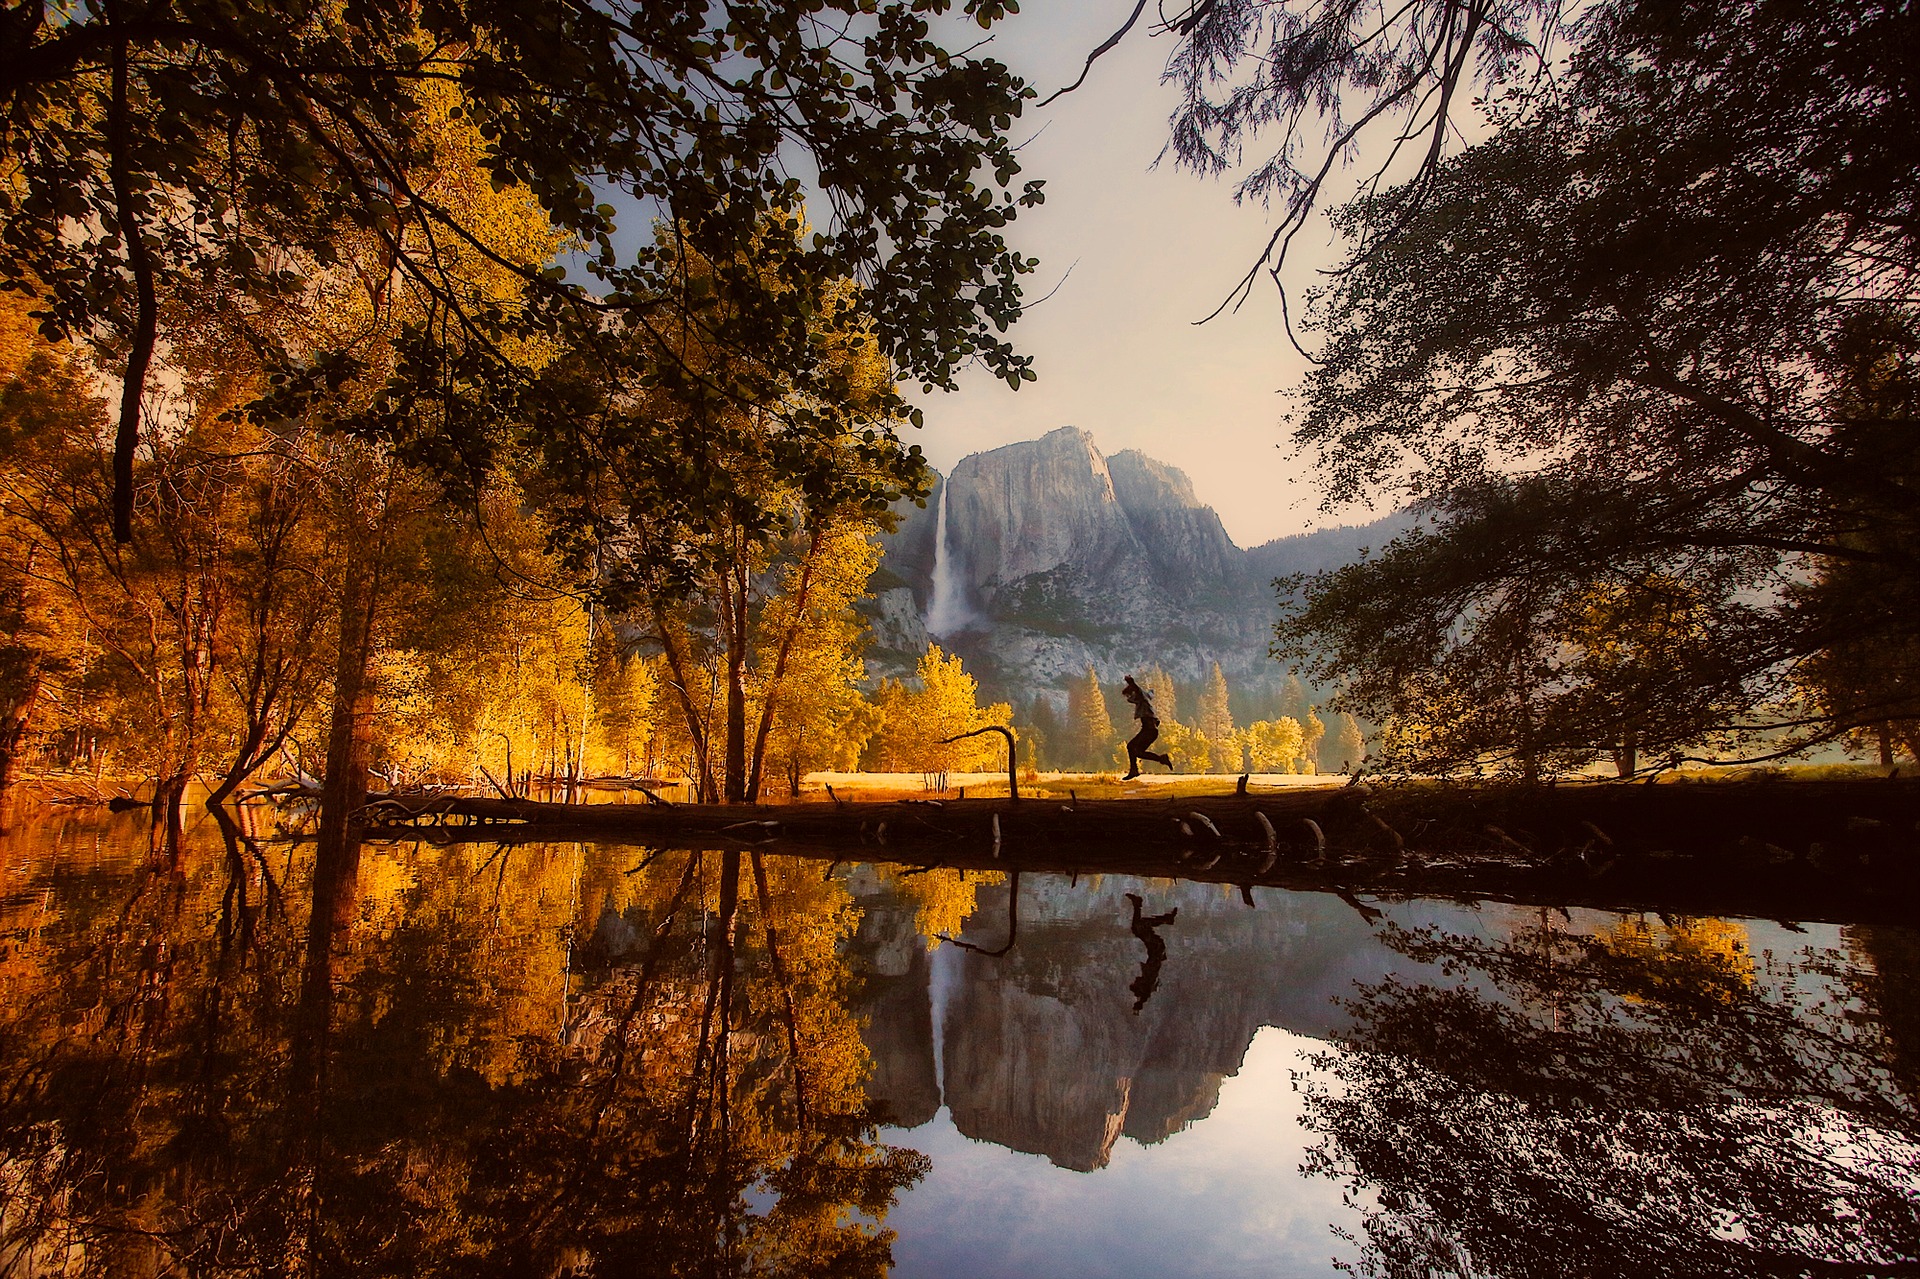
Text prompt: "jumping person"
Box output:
[[1120, 675, 1173, 779]]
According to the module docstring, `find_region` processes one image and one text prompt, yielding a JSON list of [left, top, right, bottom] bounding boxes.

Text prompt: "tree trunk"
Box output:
[[317, 551, 378, 858], [1614, 727, 1637, 778], [717, 550, 750, 804], [745, 527, 823, 803], [0, 673, 42, 831], [205, 717, 285, 807], [1879, 722, 1895, 769], [1512, 647, 1540, 785], [724, 637, 748, 804], [654, 609, 717, 802]]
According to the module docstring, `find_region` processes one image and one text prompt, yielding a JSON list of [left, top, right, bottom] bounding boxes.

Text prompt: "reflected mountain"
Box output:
[[844, 872, 1397, 1171], [843, 866, 942, 1129]]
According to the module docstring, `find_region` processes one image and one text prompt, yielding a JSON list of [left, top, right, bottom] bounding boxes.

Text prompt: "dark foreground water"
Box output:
[[2, 807, 1918, 1277]]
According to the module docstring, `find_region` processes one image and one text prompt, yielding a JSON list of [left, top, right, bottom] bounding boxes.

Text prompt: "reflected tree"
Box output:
[[1300, 913, 1920, 1277], [0, 822, 925, 1276]]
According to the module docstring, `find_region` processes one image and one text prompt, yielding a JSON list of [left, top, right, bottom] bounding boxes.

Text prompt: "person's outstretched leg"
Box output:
[[1134, 724, 1169, 773]]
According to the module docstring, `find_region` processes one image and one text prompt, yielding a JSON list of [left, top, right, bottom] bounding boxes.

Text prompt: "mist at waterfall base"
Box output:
[[925, 482, 984, 638]]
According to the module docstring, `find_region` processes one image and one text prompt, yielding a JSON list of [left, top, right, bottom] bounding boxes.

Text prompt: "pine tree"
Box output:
[[1024, 695, 1063, 771], [1280, 672, 1312, 725], [1066, 666, 1116, 770], [1141, 666, 1178, 725], [1302, 708, 1326, 774], [1193, 663, 1236, 772], [1196, 663, 1234, 741], [1332, 712, 1367, 774]]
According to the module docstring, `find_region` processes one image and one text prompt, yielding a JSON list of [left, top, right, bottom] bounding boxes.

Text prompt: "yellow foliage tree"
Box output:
[[1157, 720, 1212, 775], [882, 866, 1006, 948], [866, 645, 1010, 779], [1595, 915, 1757, 1007], [1245, 717, 1306, 773]]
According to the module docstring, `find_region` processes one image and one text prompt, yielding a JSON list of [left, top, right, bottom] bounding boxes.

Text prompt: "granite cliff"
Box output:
[[860, 426, 1410, 698]]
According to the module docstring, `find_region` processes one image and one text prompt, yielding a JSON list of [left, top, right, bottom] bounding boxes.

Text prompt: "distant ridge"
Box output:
[[1243, 509, 1419, 583]]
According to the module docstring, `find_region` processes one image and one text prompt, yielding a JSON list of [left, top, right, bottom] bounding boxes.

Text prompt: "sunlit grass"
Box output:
[[798, 770, 1346, 803]]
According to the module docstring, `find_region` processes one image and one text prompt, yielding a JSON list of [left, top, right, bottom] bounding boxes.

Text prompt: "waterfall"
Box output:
[[929, 941, 958, 1111], [926, 480, 971, 637]]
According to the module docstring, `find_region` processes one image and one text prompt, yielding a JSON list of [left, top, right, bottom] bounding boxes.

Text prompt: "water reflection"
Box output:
[[0, 808, 1915, 1277], [0, 811, 921, 1276], [1300, 913, 1920, 1277]]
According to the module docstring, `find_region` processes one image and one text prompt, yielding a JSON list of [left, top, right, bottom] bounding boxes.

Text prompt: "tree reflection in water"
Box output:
[[0, 817, 923, 1276], [1301, 910, 1920, 1278]]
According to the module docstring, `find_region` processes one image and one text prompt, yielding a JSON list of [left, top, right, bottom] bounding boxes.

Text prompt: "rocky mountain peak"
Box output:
[[1107, 448, 1201, 512], [863, 428, 1405, 695], [946, 426, 1134, 590]]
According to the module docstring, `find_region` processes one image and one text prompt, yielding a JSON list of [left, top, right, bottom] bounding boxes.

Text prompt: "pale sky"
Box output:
[[910, 3, 1381, 547]]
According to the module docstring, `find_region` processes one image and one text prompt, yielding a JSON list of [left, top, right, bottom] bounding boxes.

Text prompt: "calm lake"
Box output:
[[2, 806, 1916, 1276]]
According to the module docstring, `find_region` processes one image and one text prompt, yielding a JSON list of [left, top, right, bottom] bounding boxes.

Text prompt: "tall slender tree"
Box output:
[[1065, 665, 1116, 771]]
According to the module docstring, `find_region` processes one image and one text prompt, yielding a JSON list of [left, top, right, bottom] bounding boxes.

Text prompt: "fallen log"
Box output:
[[347, 778, 1920, 925]]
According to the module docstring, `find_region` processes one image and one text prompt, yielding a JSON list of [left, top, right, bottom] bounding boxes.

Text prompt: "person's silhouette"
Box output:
[[1125, 892, 1177, 1012], [1120, 675, 1173, 779]]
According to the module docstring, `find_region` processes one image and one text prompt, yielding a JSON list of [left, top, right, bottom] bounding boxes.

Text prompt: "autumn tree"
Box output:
[[0, 297, 99, 807], [1, 0, 1040, 545], [0, 292, 343, 817], [1064, 665, 1116, 771], [1195, 662, 1238, 772], [1301, 708, 1326, 775], [541, 226, 915, 802], [866, 645, 1009, 779], [1155, 719, 1211, 775], [1244, 717, 1305, 774], [756, 524, 888, 797], [594, 652, 661, 778]]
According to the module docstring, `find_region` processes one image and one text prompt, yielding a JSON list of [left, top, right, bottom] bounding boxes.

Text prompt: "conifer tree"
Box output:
[[1332, 712, 1367, 774], [1281, 672, 1312, 726], [1197, 663, 1235, 743], [1195, 662, 1238, 773], [1141, 667, 1179, 726], [1024, 695, 1063, 771], [1066, 665, 1116, 771]]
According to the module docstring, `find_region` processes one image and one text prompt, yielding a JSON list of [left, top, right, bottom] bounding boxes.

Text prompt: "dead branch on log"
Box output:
[[938, 725, 1020, 801]]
